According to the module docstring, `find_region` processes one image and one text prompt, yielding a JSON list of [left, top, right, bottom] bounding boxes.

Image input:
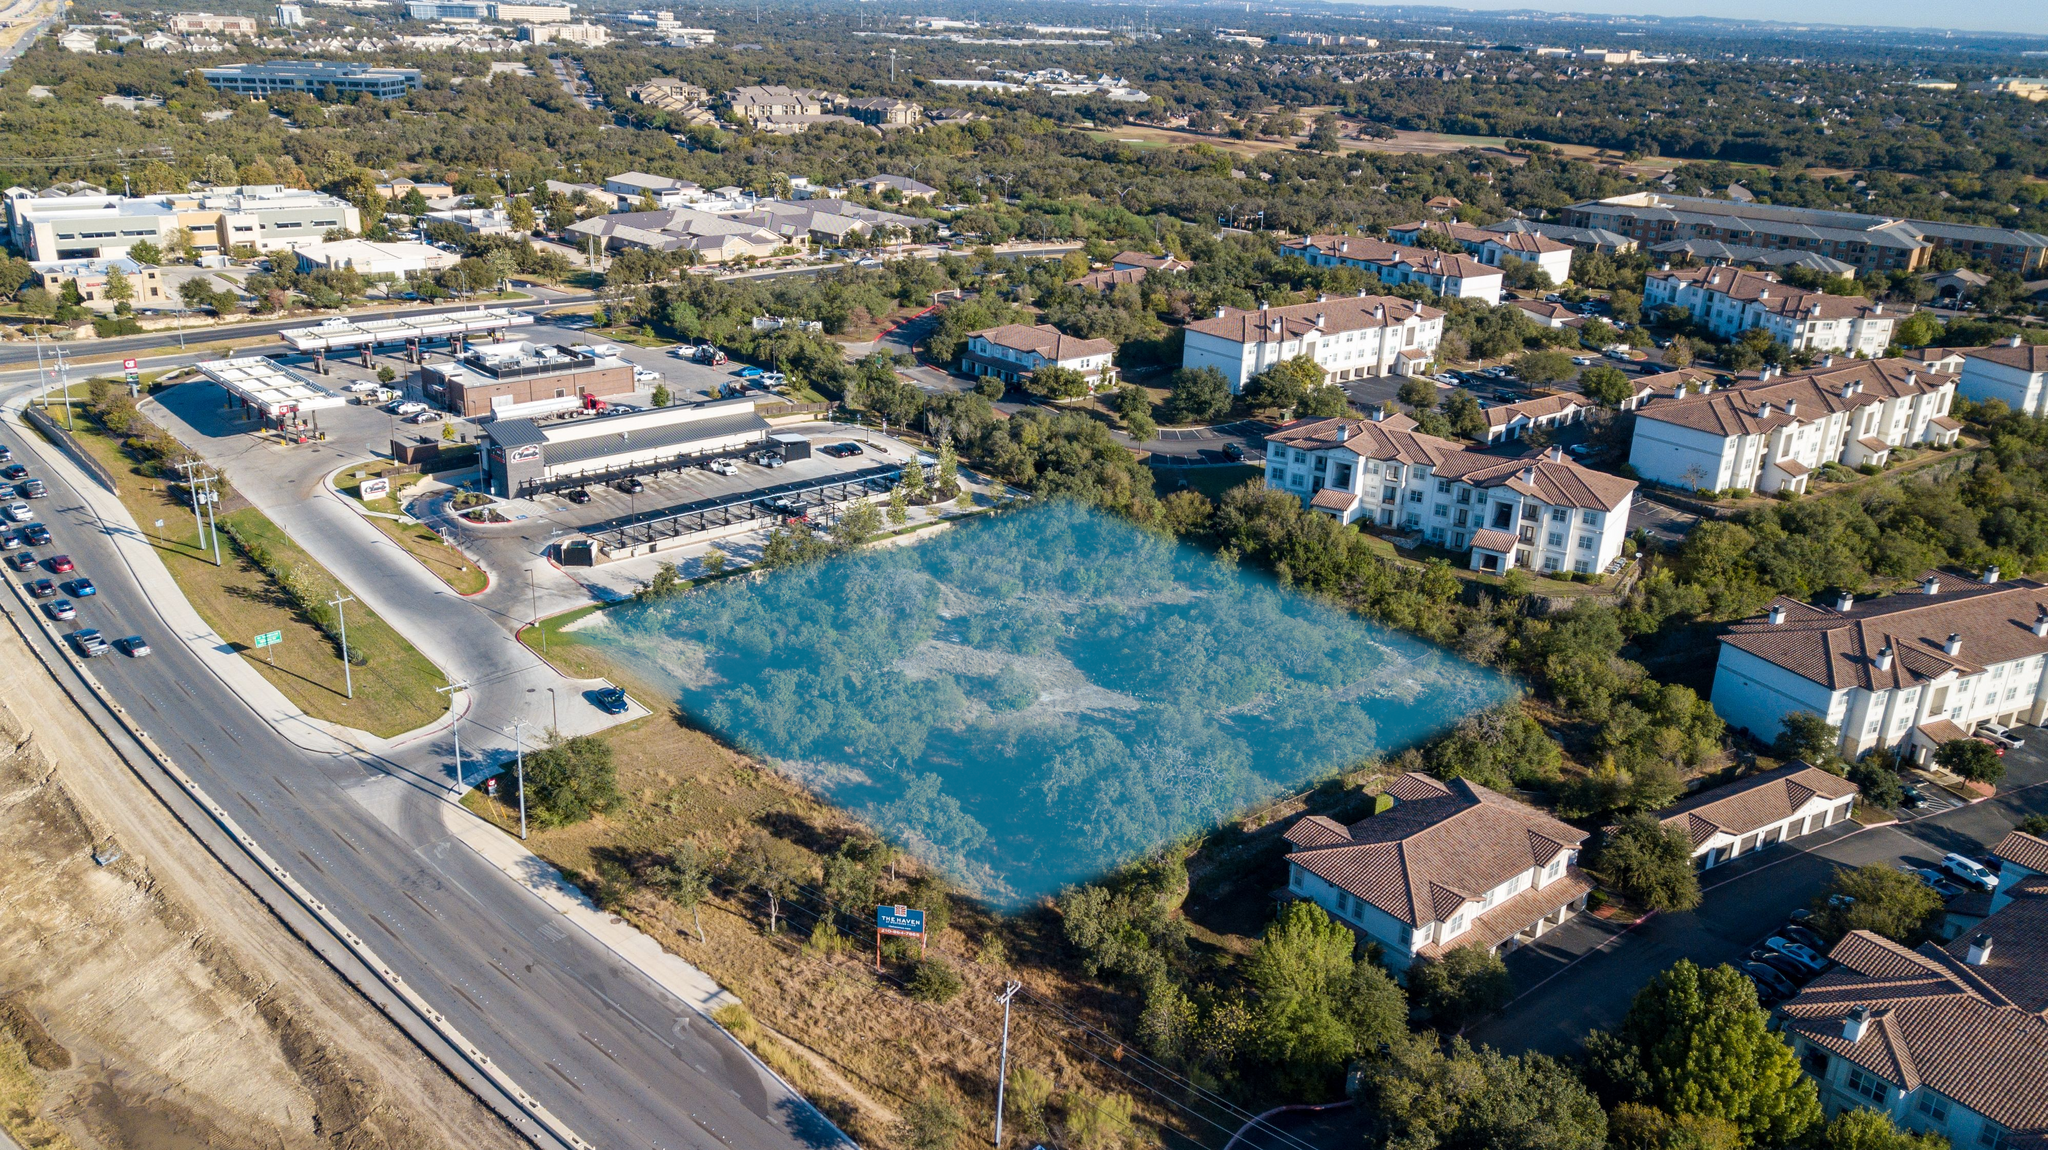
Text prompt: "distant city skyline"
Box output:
[[1335, 0, 2043, 37]]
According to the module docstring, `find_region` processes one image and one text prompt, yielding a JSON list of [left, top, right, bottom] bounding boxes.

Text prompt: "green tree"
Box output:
[[18, 287, 55, 318], [1595, 814, 1703, 912], [2021, 814, 2048, 838], [1163, 366, 1232, 423], [103, 267, 134, 305], [1245, 356, 1326, 413], [1846, 758, 1903, 810], [1606, 1102, 1741, 1150], [648, 841, 713, 942], [895, 1088, 965, 1150], [1245, 901, 1405, 1093], [509, 197, 538, 233], [1442, 389, 1488, 438], [651, 383, 672, 408], [908, 956, 964, 1003], [1114, 385, 1157, 441], [376, 365, 397, 384], [524, 734, 621, 827], [1935, 738, 2003, 785], [1586, 960, 1820, 1147], [1027, 364, 1090, 400], [1515, 347, 1578, 386], [832, 502, 884, 547], [1409, 943, 1513, 1033], [1663, 336, 1695, 369], [1398, 375, 1439, 411], [1813, 1107, 1949, 1150], [1809, 864, 1944, 946], [1774, 711, 1843, 767], [701, 548, 727, 576], [1355, 1030, 1608, 1150], [1892, 311, 1942, 348], [1580, 364, 1635, 407]]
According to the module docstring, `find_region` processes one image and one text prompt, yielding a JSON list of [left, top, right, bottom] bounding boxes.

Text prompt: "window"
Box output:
[[1434, 504, 1448, 518], [1574, 559, 1591, 574], [1979, 1126, 2008, 1150], [1582, 510, 1602, 525], [1545, 858, 1562, 879], [1548, 532, 1564, 546], [1544, 556, 1560, 571], [1578, 535, 1596, 550], [1409, 490, 1424, 503], [1551, 508, 1569, 522], [1845, 1066, 1890, 1105], [1454, 509, 1469, 527], [1436, 479, 1451, 494], [1289, 867, 1303, 889], [1446, 912, 1465, 935], [1913, 1092, 1951, 1125]]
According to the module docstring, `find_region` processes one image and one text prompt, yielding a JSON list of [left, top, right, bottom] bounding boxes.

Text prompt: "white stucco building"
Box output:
[[1956, 336, 2048, 418], [1627, 357, 1961, 494], [1284, 773, 1591, 975], [959, 324, 1116, 391], [1263, 414, 1637, 575], [1386, 220, 1575, 286], [1711, 571, 2048, 763], [1279, 235, 1505, 304], [1179, 295, 1443, 391], [1644, 266, 1899, 355], [1654, 763, 1857, 872]]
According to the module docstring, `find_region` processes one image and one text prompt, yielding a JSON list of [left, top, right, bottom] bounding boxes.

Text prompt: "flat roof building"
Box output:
[[200, 60, 423, 100], [198, 357, 349, 423], [3, 184, 360, 261], [424, 341, 633, 418], [292, 239, 458, 276], [482, 398, 768, 496]]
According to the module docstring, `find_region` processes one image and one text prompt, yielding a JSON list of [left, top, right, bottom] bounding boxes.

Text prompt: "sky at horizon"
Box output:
[[1330, 0, 2043, 38]]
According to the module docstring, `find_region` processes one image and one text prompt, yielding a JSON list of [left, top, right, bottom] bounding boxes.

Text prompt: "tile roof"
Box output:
[[1777, 881, 2048, 1136], [1109, 250, 1187, 271], [1509, 299, 1584, 323], [1281, 235, 1501, 282], [1633, 357, 1952, 439], [1720, 575, 2048, 691], [1997, 831, 2048, 877], [1963, 341, 2048, 375], [1265, 418, 1636, 511], [1069, 267, 1148, 292], [1651, 266, 1891, 322], [1184, 295, 1442, 344], [966, 323, 1112, 362], [1469, 528, 1520, 553], [1284, 773, 1586, 927], [1414, 871, 1593, 959], [1309, 488, 1359, 513], [1655, 763, 1857, 846], [1483, 392, 1587, 430]]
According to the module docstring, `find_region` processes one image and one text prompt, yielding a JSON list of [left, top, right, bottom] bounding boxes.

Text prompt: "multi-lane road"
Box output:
[[0, 368, 848, 1150]]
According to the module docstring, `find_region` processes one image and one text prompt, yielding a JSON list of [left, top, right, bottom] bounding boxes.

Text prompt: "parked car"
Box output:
[[114, 635, 151, 658], [1899, 784, 1928, 809], [1223, 443, 1246, 461], [46, 554, 72, 574], [737, 365, 765, 378], [1571, 356, 1595, 366], [1749, 950, 1812, 986], [757, 454, 785, 469], [66, 578, 95, 598], [1766, 937, 1829, 974], [1567, 444, 1595, 458], [1901, 865, 1962, 899], [1781, 923, 1829, 954], [7, 551, 35, 571], [44, 599, 74, 621], [564, 488, 592, 504], [390, 401, 428, 415], [345, 380, 382, 393], [837, 442, 866, 456], [404, 410, 443, 424], [633, 367, 662, 383], [26, 579, 55, 598], [5, 502, 29, 523], [708, 459, 739, 476], [594, 686, 630, 714], [614, 477, 644, 494], [24, 525, 49, 547], [1742, 961, 1798, 999], [1980, 723, 2025, 750], [1941, 853, 1997, 892], [68, 628, 107, 658]]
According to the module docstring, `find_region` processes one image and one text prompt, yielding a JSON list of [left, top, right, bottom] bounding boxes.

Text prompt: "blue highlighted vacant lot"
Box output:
[[591, 503, 1514, 906]]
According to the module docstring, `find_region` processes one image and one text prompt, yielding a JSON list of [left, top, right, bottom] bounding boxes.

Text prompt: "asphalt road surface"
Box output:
[[1, 381, 847, 1150]]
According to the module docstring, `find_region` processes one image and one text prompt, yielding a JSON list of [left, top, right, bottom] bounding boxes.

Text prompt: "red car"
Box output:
[[47, 554, 72, 573]]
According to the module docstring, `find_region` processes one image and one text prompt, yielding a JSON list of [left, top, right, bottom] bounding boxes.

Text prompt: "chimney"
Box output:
[[1842, 1006, 1872, 1043], [1518, 466, 1536, 483], [1674, 381, 1689, 399], [1548, 444, 1565, 463], [1214, 306, 1227, 319], [1836, 591, 1854, 612], [1906, 372, 1917, 388], [1823, 354, 1835, 368], [1373, 404, 1389, 422], [1967, 934, 1994, 966], [1873, 301, 1884, 315], [1945, 632, 1962, 657], [1758, 287, 1769, 300], [1922, 574, 1941, 596], [1270, 317, 1282, 334], [1757, 401, 1772, 419], [2036, 610, 2048, 639], [1785, 399, 1797, 416], [2011, 334, 2025, 348], [1809, 302, 1820, 317], [1876, 644, 1894, 672], [1339, 240, 1350, 253], [1314, 312, 1326, 329], [1984, 564, 2002, 585], [1768, 604, 1787, 625], [1335, 424, 1349, 442], [1317, 292, 1328, 303], [1374, 304, 1385, 319], [1659, 261, 1671, 271]]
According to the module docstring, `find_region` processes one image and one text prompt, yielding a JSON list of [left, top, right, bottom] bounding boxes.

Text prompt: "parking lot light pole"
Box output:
[[436, 679, 471, 792], [327, 592, 354, 699], [529, 568, 547, 654]]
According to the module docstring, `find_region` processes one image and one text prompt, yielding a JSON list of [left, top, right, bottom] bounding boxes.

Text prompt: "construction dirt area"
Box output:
[[0, 613, 528, 1150]]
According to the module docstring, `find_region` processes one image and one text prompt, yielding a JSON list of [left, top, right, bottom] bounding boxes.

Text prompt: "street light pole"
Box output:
[[327, 592, 354, 699], [992, 980, 1022, 1147], [436, 679, 471, 792], [546, 686, 558, 733], [505, 718, 529, 839], [529, 568, 547, 654]]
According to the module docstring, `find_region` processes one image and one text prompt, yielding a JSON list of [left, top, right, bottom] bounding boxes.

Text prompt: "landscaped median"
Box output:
[[334, 461, 488, 596], [32, 380, 448, 738]]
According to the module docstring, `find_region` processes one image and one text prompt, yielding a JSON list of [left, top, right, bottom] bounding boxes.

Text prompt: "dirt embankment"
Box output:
[[0, 617, 527, 1150]]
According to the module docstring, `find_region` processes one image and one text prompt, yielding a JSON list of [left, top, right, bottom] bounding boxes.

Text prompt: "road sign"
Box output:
[[253, 630, 283, 648], [876, 905, 925, 937]]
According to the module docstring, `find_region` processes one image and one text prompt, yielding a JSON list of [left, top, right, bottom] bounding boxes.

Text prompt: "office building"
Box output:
[[275, 4, 305, 24], [4, 184, 361, 260], [482, 399, 769, 496], [200, 60, 422, 100], [520, 20, 604, 42], [168, 11, 258, 33], [27, 257, 167, 310]]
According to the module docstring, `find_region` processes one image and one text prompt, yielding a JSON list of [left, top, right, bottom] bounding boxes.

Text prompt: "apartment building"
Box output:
[[167, 12, 258, 33], [851, 175, 939, 201], [1180, 295, 1444, 391], [1775, 866, 2048, 1150], [1644, 266, 1898, 355], [1486, 218, 1637, 255], [1711, 571, 2048, 762], [604, 171, 702, 208], [1482, 393, 1589, 444], [1627, 357, 1960, 494], [28, 257, 166, 310], [200, 60, 422, 99], [1279, 235, 1504, 304], [1386, 219, 1575, 285], [1957, 336, 2048, 418], [1648, 238, 1859, 280], [1284, 772, 1591, 975], [520, 22, 605, 42], [627, 76, 707, 112], [845, 97, 921, 127], [1263, 416, 1637, 575], [959, 324, 1116, 391], [4, 184, 361, 260], [1653, 763, 1857, 872], [1563, 192, 2048, 276], [726, 85, 835, 121]]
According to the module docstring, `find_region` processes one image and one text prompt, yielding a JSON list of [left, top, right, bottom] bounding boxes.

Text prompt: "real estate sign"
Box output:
[[876, 905, 925, 937]]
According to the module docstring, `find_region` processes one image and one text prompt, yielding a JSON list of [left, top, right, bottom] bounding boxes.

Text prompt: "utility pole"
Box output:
[[327, 592, 354, 699], [529, 568, 546, 654], [175, 458, 206, 547], [54, 346, 72, 428], [992, 981, 1022, 1147], [436, 679, 471, 792], [203, 476, 221, 566], [889, 47, 896, 82], [505, 718, 529, 839]]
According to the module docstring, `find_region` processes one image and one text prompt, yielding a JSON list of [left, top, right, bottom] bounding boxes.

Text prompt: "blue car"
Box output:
[[594, 686, 629, 714], [67, 577, 96, 597], [736, 365, 765, 378]]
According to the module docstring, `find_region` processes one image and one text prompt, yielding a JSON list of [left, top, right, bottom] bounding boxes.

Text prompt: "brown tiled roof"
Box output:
[[1309, 488, 1358, 512], [1184, 295, 1441, 344], [1963, 341, 2048, 374], [1997, 831, 2048, 877], [1655, 763, 1857, 846], [1486, 230, 1572, 256], [1284, 773, 1587, 928], [1070, 267, 1147, 292], [1263, 419, 1636, 511], [1413, 871, 1593, 959], [1281, 235, 1501, 282], [1483, 392, 1587, 430], [1110, 250, 1186, 271], [1509, 298, 1584, 323], [1652, 266, 1892, 322], [965, 323, 1112, 362], [1720, 576, 2048, 691], [1634, 358, 1949, 439], [1469, 528, 1520, 553], [1777, 883, 2048, 1134], [1919, 718, 1971, 744]]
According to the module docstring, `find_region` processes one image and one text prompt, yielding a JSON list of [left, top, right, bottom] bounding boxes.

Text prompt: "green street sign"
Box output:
[[253, 630, 283, 649]]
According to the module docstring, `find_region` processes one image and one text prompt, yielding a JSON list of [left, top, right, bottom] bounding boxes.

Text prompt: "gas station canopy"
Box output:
[[278, 307, 535, 353], [198, 358, 350, 420]]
